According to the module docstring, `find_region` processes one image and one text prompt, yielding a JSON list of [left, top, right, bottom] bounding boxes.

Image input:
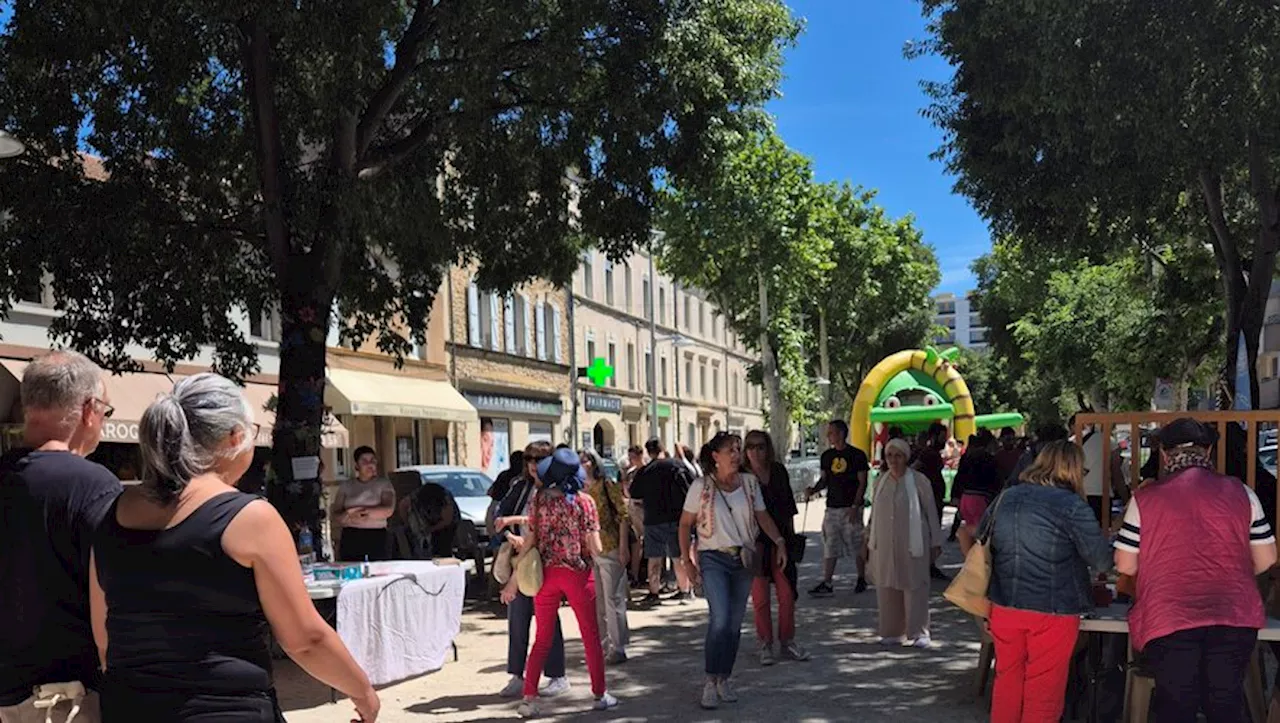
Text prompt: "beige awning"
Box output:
[[325, 368, 478, 423], [0, 361, 179, 444], [241, 381, 350, 449]]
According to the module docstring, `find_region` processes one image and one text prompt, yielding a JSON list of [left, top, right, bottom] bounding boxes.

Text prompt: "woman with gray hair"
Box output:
[[89, 373, 378, 722], [865, 437, 942, 648]]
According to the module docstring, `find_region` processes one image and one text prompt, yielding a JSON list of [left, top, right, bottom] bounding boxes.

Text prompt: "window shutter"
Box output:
[[552, 307, 563, 363], [535, 300, 547, 360], [488, 293, 501, 351], [467, 282, 481, 346], [522, 296, 534, 356], [504, 295, 516, 352]]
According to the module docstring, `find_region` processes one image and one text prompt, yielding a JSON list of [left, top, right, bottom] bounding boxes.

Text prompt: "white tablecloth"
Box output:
[[334, 561, 466, 685]]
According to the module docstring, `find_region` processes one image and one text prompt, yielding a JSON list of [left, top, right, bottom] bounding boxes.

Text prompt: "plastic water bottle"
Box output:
[[299, 526, 314, 555], [362, 555, 371, 578]]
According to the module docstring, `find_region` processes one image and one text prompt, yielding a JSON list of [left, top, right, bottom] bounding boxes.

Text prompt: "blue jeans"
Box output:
[[699, 549, 752, 677], [507, 591, 565, 678]]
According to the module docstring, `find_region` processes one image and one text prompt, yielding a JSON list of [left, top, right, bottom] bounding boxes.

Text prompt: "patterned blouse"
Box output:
[[586, 478, 629, 555], [531, 490, 601, 571]]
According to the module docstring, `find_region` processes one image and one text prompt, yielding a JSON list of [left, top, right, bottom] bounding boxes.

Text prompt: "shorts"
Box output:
[[821, 507, 864, 561], [644, 521, 682, 559], [959, 492, 990, 527], [0, 684, 101, 723], [627, 500, 645, 539]]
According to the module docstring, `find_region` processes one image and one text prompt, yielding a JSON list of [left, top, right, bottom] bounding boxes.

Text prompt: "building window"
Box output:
[[683, 294, 691, 330], [699, 302, 706, 336], [712, 368, 719, 401], [586, 334, 597, 367], [582, 253, 594, 299], [699, 362, 707, 399], [626, 342, 636, 390], [661, 357, 669, 396], [731, 372, 738, 405], [658, 286, 666, 325], [642, 275, 652, 320], [687, 423, 696, 448], [624, 263, 633, 311], [712, 313, 719, 341], [604, 260, 615, 306], [516, 295, 531, 356], [608, 342, 617, 387], [969, 329, 989, 344], [248, 304, 281, 342], [685, 359, 693, 395], [396, 436, 417, 468], [644, 350, 653, 392]]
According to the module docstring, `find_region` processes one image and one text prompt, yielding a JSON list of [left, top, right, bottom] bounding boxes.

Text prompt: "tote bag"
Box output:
[[943, 491, 1006, 618]]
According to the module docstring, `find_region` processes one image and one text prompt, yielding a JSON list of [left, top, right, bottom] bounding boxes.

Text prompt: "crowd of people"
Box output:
[[5, 347, 1279, 723]]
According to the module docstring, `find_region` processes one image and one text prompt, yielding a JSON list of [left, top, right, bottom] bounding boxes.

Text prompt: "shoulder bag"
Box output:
[[943, 489, 1007, 618], [715, 476, 758, 572]]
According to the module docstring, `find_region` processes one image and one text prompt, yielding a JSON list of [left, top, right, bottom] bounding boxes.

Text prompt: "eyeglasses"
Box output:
[[91, 397, 115, 419]]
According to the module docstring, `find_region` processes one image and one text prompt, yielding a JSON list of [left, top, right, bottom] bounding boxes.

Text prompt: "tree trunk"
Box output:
[[266, 260, 333, 557], [758, 272, 791, 454], [818, 308, 832, 454]]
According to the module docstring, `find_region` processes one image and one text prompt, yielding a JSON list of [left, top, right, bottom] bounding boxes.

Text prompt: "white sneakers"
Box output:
[[716, 678, 739, 703], [594, 693, 620, 711], [498, 675, 524, 698], [907, 636, 933, 649], [541, 677, 570, 697], [701, 681, 720, 710]]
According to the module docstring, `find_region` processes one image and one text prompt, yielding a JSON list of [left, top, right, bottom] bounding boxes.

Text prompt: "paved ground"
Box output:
[[281, 501, 992, 722]]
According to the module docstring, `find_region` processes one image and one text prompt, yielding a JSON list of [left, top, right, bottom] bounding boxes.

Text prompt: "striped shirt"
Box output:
[[1114, 485, 1274, 553]]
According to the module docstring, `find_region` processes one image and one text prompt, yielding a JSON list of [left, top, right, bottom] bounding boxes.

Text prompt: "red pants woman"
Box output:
[[523, 567, 607, 699], [989, 604, 1080, 723]]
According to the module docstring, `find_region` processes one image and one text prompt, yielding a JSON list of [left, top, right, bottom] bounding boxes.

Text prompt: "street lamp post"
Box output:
[[0, 131, 26, 159], [647, 230, 664, 442]]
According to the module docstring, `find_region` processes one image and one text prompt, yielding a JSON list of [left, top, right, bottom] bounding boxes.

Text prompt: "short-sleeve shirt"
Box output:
[[1114, 485, 1275, 554], [0, 449, 122, 705], [334, 478, 395, 530], [683, 477, 766, 550], [531, 491, 600, 571], [820, 446, 870, 509]]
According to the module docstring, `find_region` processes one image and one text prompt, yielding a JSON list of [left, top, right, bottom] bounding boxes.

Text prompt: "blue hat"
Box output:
[[538, 447, 586, 494]]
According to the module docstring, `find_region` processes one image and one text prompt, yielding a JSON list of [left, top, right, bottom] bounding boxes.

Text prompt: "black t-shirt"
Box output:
[[0, 449, 122, 704], [629, 459, 693, 525], [820, 446, 870, 509]]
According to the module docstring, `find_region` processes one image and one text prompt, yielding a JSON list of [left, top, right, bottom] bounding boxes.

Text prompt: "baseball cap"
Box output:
[[537, 447, 586, 488], [1158, 418, 1219, 449]]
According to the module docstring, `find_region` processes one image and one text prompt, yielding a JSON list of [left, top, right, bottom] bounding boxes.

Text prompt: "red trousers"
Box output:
[[523, 566, 607, 699], [751, 552, 795, 644], [989, 604, 1080, 723]]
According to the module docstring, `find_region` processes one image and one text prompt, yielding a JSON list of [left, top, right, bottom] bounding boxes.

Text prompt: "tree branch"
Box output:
[[357, 115, 438, 180], [1246, 129, 1280, 314], [355, 0, 438, 157], [240, 18, 290, 280], [1198, 170, 1245, 293]]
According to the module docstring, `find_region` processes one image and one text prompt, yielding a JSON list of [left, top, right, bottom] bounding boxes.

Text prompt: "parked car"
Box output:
[[391, 465, 494, 566]]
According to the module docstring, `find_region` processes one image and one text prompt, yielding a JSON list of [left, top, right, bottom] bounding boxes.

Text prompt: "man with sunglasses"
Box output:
[[0, 351, 123, 723]]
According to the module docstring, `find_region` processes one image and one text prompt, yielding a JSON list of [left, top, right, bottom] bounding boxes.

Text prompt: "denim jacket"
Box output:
[[981, 483, 1113, 615]]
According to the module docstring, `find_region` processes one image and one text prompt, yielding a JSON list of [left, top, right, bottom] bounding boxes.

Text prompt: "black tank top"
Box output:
[[94, 491, 273, 695]]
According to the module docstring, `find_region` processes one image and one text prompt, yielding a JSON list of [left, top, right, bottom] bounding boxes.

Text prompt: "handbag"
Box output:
[[715, 478, 758, 571], [943, 490, 1006, 618], [514, 545, 544, 597], [492, 541, 515, 584]]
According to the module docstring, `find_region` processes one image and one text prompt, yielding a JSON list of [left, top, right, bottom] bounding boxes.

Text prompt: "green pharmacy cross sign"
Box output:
[[584, 358, 614, 388]]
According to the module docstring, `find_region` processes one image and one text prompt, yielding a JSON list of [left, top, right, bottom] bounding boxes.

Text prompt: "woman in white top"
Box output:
[[679, 432, 788, 710], [866, 438, 942, 648]]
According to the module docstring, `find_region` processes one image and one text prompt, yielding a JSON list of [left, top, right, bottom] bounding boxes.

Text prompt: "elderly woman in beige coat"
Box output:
[[866, 438, 942, 648]]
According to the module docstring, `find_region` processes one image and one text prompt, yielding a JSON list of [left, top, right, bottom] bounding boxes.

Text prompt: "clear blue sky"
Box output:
[[769, 1, 988, 293]]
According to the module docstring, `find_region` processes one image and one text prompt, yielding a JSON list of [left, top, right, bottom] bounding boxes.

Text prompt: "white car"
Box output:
[[391, 465, 495, 562]]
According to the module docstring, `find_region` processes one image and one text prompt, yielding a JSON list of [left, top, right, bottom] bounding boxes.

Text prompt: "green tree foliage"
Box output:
[[659, 131, 825, 451], [659, 133, 939, 450], [808, 184, 939, 405], [917, 0, 1280, 406], [0, 1, 799, 538], [973, 237, 1222, 423]]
